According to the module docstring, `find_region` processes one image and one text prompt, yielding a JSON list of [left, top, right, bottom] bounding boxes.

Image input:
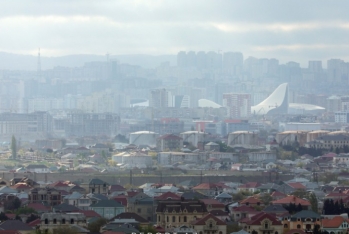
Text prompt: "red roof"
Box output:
[[28, 219, 41, 227], [193, 183, 228, 190], [271, 191, 287, 198], [239, 182, 262, 189], [11, 183, 31, 190], [192, 213, 226, 225], [322, 216, 348, 228], [271, 195, 311, 206], [246, 212, 282, 225], [27, 203, 50, 212], [49, 181, 69, 187], [112, 196, 128, 206], [109, 184, 125, 192], [200, 199, 225, 208], [155, 192, 181, 201], [126, 191, 140, 198], [240, 196, 262, 205], [287, 182, 306, 189]]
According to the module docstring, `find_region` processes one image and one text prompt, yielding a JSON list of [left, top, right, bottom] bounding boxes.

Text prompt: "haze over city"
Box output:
[[2, 1, 349, 234]]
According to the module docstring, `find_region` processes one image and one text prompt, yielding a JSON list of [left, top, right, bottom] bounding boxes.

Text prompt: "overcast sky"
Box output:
[[1, 0, 349, 66]]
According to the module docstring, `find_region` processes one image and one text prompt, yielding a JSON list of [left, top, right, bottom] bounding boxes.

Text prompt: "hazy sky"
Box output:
[[1, 0, 349, 65]]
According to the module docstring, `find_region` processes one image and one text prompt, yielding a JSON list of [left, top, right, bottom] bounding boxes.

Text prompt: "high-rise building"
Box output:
[[150, 89, 172, 108], [223, 93, 251, 118], [177, 51, 187, 67], [223, 52, 243, 75], [308, 61, 323, 73]]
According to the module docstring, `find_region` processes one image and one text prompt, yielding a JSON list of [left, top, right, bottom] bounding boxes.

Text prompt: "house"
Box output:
[[89, 200, 125, 219], [127, 192, 155, 222], [27, 203, 50, 213], [25, 164, 49, 173], [257, 183, 280, 193], [53, 203, 80, 213], [209, 210, 230, 222], [10, 183, 31, 193], [155, 191, 181, 201], [271, 195, 311, 210], [40, 212, 87, 232], [242, 212, 283, 234], [0, 186, 18, 195], [28, 187, 62, 206], [215, 192, 233, 204], [230, 206, 257, 221], [88, 178, 109, 195], [156, 200, 208, 229], [239, 196, 263, 207], [192, 213, 227, 234], [231, 163, 243, 171], [238, 182, 262, 193], [110, 212, 149, 228], [156, 134, 183, 151], [263, 204, 289, 217], [192, 183, 226, 197], [322, 215, 349, 234], [282, 210, 321, 232], [48, 181, 71, 192], [200, 199, 226, 212], [271, 191, 287, 200], [108, 184, 126, 196]]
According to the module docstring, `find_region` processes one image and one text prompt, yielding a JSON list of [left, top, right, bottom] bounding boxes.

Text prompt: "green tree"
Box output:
[[4, 197, 21, 211], [87, 218, 108, 232], [11, 135, 17, 160], [308, 192, 318, 213], [260, 193, 273, 205], [15, 207, 37, 215], [26, 214, 40, 223], [139, 225, 157, 234], [52, 226, 78, 234]]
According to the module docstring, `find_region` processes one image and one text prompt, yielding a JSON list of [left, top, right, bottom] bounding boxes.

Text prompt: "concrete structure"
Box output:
[[158, 152, 202, 165], [129, 131, 159, 146], [156, 134, 183, 151], [227, 131, 258, 147], [40, 213, 87, 232], [248, 151, 277, 162], [276, 131, 308, 146], [180, 131, 208, 147], [112, 152, 153, 168], [283, 122, 321, 131], [335, 111, 349, 123], [306, 130, 330, 143]]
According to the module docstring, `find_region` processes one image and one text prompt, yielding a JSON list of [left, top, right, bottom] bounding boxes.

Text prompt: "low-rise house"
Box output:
[[215, 192, 233, 204], [200, 199, 226, 212], [257, 183, 280, 193], [40, 212, 87, 232], [241, 212, 283, 234], [271, 191, 287, 200], [110, 212, 149, 228], [239, 196, 263, 207], [88, 178, 109, 195], [127, 192, 155, 222], [209, 210, 230, 222], [276, 182, 306, 195], [108, 184, 126, 196], [263, 204, 289, 217], [322, 215, 349, 234], [230, 206, 257, 221], [89, 200, 125, 219], [25, 164, 49, 173], [282, 210, 321, 232], [53, 203, 80, 213], [28, 187, 62, 206], [192, 183, 226, 197], [238, 182, 262, 193], [271, 195, 311, 210], [192, 213, 227, 234], [63, 192, 92, 210], [0, 220, 33, 233]]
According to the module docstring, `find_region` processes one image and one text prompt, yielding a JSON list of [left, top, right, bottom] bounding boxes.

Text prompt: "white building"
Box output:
[[112, 152, 153, 167], [248, 151, 277, 162], [157, 152, 202, 165], [335, 111, 349, 123]]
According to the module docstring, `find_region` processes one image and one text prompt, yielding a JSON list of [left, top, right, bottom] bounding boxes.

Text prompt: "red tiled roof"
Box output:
[[271, 191, 287, 198], [126, 191, 140, 198], [287, 182, 306, 189], [11, 183, 31, 190], [112, 196, 128, 206], [155, 192, 181, 201], [240, 196, 262, 205], [109, 184, 125, 192], [27, 203, 50, 212], [322, 216, 348, 228], [200, 199, 225, 208], [271, 195, 311, 206], [192, 213, 226, 225], [28, 219, 41, 227], [193, 183, 228, 190], [246, 212, 282, 225]]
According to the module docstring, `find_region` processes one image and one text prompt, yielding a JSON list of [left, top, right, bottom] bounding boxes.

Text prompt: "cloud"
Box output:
[[0, 0, 349, 65]]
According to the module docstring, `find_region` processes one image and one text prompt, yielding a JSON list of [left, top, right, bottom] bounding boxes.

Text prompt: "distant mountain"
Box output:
[[0, 52, 176, 70]]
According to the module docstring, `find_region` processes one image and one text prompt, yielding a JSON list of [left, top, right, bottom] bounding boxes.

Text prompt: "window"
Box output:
[[297, 225, 301, 229], [137, 208, 141, 213], [53, 219, 57, 224], [158, 215, 160, 222], [44, 219, 48, 224], [264, 222, 269, 229], [184, 216, 187, 222], [167, 216, 169, 222], [62, 219, 65, 224], [209, 222, 213, 228], [284, 224, 288, 228], [172, 216, 175, 222], [71, 219, 74, 224]]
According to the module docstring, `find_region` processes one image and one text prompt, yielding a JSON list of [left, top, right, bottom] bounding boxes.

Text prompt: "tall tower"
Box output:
[[37, 48, 41, 80]]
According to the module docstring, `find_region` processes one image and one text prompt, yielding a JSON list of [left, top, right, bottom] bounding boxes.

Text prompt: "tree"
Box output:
[[139, 225, 157, 234], [260, 193, 273, 206], [52, 227, 78, 234], [0, 212, 8, 221], [87, 218, 108, 232], [11, 135, 17, 160], [4, 197, 21, 211], [308, 192, 318, 213]]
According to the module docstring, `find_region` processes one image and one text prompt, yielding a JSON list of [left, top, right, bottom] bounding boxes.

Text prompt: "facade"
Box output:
[[25, 164, 49, 173], [248, 152, 277, 162], [223, 93, 251, 118], [282, 210, 321, 232], [335, 111, 349, 123], [192, 213, 227, 234], [156, 134, 183, 151], [242, 212, 283, 234], [157, 152, 202, 165], [28, 188, 62, 206], [89, 200, 125, 219], [156, 200, 208, 230], [127, 192, 156, 222], [40, 213, 87, 232]]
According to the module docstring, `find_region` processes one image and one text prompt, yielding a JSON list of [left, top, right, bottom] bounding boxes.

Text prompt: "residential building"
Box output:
[[127, 192, 155, 222], [89, 200, 125, 219], [192, 213, 227, 234], [282, 210, 321, 232], [322, 216, 349, 234], [223, 93, 251, 118], [28, 187, 62, 206], [40, 213, 87, 232], [157, 134, 183, 151], [25, 164, 49, 173], [241, 212, 283, 234]]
